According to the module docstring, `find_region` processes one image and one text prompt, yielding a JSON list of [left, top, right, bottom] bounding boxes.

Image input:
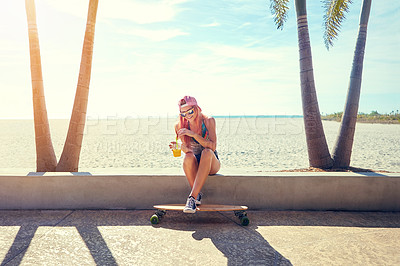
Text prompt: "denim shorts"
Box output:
[[195, 150, 219, 165]]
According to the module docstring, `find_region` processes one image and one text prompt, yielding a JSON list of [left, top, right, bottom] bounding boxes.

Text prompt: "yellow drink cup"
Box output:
[[172, 149, 181, 157], [172, 137, 181, 157]]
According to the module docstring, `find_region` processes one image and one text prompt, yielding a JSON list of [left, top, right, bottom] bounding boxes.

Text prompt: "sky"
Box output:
[[0, 0, 399, 119]]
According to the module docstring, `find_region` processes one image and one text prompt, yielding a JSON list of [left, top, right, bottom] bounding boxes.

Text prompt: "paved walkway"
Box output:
[[0, 210, 399, 265]]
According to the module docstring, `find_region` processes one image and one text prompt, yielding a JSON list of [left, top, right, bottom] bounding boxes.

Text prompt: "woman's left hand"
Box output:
[[177, 128, 195, 138]]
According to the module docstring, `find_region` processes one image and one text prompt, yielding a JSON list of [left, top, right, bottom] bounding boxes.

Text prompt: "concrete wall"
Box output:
[[0, 172, 399, 211]]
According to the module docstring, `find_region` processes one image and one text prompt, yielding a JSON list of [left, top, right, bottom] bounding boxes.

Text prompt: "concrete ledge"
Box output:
[[0, 172, 399, 211]]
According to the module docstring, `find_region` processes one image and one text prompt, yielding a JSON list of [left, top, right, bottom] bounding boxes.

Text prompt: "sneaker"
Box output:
[[183, 196, 197, 213], [195, 192, 203, 205]]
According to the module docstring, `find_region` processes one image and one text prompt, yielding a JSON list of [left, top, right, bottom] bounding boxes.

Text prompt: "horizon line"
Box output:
[[0, 114, 305, 120]]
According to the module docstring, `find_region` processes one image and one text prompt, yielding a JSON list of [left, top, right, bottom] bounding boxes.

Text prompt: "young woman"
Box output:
[[169, 96, 220, 213]]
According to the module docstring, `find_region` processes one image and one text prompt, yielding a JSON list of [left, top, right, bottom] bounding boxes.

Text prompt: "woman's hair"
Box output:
[[177, 112, 191, 146]]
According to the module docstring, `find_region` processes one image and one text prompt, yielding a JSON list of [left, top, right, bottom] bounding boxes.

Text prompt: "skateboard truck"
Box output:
[[150, 210, 166, 225], [234, 210, 249, 226]]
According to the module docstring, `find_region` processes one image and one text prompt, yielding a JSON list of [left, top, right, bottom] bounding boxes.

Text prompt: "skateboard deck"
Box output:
[[150, 204, 249, 226]]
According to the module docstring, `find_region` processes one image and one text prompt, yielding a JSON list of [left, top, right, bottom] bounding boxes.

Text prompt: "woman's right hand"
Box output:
[[169, 141, 191, 153], [169, 141, 177, 150]]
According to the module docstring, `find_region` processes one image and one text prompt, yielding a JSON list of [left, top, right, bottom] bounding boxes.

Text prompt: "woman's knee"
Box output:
[[183, 153, 197, 167], [201, 148, 214, 159]]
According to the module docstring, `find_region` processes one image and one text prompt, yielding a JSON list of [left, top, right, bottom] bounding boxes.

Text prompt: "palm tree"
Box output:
[[326, 0, 372, 168], [56, 0, 99, 171], [270, 0, 333, 168], [25, 0, 57, 172]]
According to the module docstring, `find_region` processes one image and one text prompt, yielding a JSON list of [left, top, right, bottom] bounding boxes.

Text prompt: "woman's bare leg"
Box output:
[[190, 149, 220, 199], [182, 152, 198, 189]]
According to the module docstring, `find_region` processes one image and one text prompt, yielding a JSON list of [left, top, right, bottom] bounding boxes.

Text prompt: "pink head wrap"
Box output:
[[178, 96, 202, 112]]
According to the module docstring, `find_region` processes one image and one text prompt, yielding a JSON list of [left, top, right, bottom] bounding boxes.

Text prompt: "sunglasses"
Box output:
[[180, 107, 195, 117]]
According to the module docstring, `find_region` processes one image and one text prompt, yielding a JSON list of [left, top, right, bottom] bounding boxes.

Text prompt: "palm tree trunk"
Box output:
[[25, 0, 57, 172], [295, 0, 333, 168], [56, 0, 99, 172], [332, 0, 372, 168]]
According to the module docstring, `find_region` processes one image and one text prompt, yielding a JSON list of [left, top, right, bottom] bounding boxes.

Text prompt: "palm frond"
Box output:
[[322, 0, 352, 50], [270, 0, 290, 30]]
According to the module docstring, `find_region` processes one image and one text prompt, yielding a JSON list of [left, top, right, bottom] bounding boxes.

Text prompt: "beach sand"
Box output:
[[0, 117, 399, 172]]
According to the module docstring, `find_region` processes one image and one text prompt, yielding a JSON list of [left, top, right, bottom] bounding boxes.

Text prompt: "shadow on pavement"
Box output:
[[1, 225, 38, 266], [0, 210, 293, 265], [154, 211, 292, 265], [0, 211, 120, 266], [248, 211, 400, 228], [76, 226, 118, 266], [151, 210, 400, 265], [1, 210, 399, 265]]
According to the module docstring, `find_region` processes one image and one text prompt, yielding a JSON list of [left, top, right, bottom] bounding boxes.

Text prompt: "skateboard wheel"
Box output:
[[240, 216, 249, 226], [150, 214, 159, 225]]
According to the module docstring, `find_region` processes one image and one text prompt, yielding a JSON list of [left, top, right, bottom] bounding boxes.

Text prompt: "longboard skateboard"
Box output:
[[150, 204, 249, 226]]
